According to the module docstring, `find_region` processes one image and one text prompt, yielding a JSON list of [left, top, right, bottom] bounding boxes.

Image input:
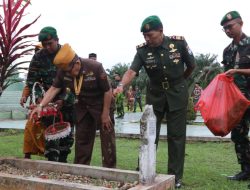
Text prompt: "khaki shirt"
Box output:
[[53, 58, 110, 123], [130, 35, 195, 112]]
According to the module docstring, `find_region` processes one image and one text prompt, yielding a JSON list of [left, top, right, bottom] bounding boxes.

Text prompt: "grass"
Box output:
[[0, 131, 249, 190]]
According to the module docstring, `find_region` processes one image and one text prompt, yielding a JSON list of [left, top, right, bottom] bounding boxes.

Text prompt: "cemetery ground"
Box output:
[[0, 130, 248, 190]]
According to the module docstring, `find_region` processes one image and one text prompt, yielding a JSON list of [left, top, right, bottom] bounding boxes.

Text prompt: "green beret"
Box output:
[[38, 26, 58, 42], [220, 11, 241, 26], [140, 15, 163, 33]]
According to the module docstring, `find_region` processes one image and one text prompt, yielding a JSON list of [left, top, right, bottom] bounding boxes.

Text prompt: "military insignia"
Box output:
[[169, 43, 177, 53], [146, 56, 154, 60], [66, 87, 71, 93], [186, 45, 193, 55], [173, 59, 179, 64], [63, 76, 72, 81], [147, 52, 152, 56], [169, 53, 181, 59], [226, 14, 232, 20], [136, 42, 147, 49], [86, 71, 94, 77], [169, 35, 184, 40], [144, 24, 150, 31]]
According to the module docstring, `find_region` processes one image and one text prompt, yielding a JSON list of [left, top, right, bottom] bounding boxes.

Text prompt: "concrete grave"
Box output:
[[0, 157, 175, 190]]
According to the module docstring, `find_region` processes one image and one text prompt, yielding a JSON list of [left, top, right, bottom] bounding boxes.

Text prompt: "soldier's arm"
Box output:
[[26, 54, 41, 90], [20, 85, 30, 107], [181, 39, 196, 79], [225, 68, 250, 76], [114, 69, 137, 95]]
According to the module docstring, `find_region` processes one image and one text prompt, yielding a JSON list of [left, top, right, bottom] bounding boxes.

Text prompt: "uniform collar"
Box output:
[[160, 35, 170, 50], [229, 33, 249, 50]]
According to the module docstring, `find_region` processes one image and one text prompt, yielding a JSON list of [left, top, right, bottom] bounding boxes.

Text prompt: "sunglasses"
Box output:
[[222, 22, 238, 32]]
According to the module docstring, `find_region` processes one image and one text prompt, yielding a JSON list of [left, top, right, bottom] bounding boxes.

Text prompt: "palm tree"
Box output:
[[188, 53, 223, 95], [0, 0, 40, 96]]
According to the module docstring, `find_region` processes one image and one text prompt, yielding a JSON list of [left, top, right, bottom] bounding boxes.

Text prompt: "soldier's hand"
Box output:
[[20, 96, 27, 107], [225, 69, 237, 76], [113, 86, 123, 97]]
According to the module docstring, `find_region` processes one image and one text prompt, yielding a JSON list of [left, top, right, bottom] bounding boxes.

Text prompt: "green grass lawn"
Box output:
[[0, 131, 249, 190]]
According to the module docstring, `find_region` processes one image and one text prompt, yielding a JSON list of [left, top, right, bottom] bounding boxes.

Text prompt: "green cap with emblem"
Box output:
[[140, 15, 163, 33], [220, 11, 241, 26], [38, 26, 58, 42]]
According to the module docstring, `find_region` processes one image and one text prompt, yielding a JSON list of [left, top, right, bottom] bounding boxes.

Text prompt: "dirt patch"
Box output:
[[0, 163, 138, 189]]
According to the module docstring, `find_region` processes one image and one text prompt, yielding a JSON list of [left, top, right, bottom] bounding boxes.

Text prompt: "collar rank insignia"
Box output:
[[173, 59, 179, 64]]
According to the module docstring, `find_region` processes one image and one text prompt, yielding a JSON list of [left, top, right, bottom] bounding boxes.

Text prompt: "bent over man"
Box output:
[[31, 44, 116, 168]]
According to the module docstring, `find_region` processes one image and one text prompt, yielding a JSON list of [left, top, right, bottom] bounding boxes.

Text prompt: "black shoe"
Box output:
[[227, 171, 250, 181], [175, 179, 182, 189]]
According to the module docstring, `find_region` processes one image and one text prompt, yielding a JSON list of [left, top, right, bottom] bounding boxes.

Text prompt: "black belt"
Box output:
[[150, 77, 184, 90]]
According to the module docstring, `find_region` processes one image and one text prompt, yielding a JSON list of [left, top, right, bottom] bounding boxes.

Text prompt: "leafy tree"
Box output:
[[0, 0, 40, 96], [106, 63, 129, 79], [106, 63, 148, 92], [188, 53, 223, 95]]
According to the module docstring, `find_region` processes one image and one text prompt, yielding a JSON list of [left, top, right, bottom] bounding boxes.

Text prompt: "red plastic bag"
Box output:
[[195, 73, 250, 137]]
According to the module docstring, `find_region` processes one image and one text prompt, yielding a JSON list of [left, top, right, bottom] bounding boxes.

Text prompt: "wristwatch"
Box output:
[[38, 103, 43, 108]]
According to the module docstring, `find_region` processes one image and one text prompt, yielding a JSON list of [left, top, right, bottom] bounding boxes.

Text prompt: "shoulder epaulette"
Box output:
[[136, 42, 147, 49], [169, 35, 185, 41]]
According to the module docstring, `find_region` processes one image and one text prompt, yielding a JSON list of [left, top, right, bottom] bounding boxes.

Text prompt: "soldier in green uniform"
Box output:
[[112, 73, 125, 118], [26, 26, 75, 162], [114, 15, 195, 188], [220, 11, 250, 182]]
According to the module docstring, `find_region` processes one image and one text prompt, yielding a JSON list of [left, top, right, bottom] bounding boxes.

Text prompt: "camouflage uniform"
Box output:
[[112, 80, 125, 118], [222, 33, 250, 169], [26, 47, 75, 162]]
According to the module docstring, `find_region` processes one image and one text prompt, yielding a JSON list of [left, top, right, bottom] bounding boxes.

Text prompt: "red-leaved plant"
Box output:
[[0, 0, 40, 96]]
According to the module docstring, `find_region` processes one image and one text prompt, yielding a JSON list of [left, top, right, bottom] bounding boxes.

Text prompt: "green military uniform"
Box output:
[[26, 28, 75, 162], [133, 87, 143, 112], [222, 33, 250, 171], [221, 11, 250, 181], [112, 77, 125, 118], [130, 35, 195, 180]]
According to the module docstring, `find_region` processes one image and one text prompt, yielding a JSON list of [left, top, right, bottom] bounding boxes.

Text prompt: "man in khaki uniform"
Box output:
[[31, 44, 116, 168], [114, 15, 195, 188]]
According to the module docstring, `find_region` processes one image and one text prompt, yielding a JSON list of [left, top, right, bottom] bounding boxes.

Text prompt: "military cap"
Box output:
[[38, 26, 58, 42], [220, 11, 241, 26], [53, 43, 76, 70], [89, 53, 97, 59], [140, 15, 163, 33]]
